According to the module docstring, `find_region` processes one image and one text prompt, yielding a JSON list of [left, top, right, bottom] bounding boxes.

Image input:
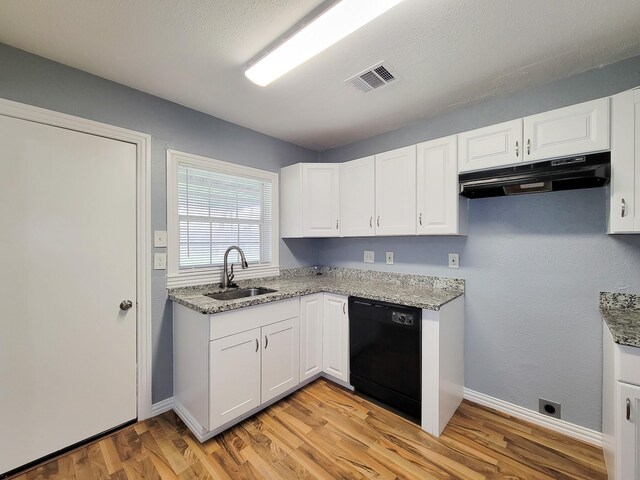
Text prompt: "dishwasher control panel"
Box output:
[[392, 311, 414, 326]]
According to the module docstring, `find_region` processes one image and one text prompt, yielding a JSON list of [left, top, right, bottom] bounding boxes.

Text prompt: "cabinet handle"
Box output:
[[527, 138, 531, 155], [370, 216, 372, 228], [255, 339, 259, 352], [515, 140, 519, 157], [336, 219, 339, 229], [265, 335, 268, 349], [419, 212, 423, 226], [343, 303, 346, 314], [627, 398, 631, 420], [377, 216, 380, 227], [622, 199, 626, 218]]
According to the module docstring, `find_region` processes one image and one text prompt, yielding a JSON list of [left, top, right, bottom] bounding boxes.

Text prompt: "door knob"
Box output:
[[120, 300, 133, 311]]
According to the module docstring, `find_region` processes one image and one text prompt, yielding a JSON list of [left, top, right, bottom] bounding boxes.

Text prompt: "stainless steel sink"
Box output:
[[205, 287, 277, 301]]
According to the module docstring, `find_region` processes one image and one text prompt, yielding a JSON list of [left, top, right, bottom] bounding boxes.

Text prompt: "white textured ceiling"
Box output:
[[2, 0, 640, 151]]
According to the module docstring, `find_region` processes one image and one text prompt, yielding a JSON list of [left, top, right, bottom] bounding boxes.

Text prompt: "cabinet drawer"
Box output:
[[210, 298, 299, 340], [619, 344, 640, 386]]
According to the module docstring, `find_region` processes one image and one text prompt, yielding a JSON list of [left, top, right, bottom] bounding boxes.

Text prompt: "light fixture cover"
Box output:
[[245, 0, 404, 87]]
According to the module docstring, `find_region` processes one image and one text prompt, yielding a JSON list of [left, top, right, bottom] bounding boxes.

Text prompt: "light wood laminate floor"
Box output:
[[9, 379, 607, 479]]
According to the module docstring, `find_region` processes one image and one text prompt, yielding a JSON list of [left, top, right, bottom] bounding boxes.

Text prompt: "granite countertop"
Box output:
[[168, 266, 464, 315], [600, 292, 640, 348]]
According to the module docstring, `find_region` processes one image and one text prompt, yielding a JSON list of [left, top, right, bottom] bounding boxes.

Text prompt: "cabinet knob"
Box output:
[[343, 303, 346, 315], [527, 138, 531, 155], [622, 198, 626, 218], [377, 216, 380, 227], [515, 140, 519, 157], [265, 335, 269, 349], [255, 338, 259, 352], [627, 398, 631, 420], [336, 219, 339, 229], [419, 212, 423, 226], [370, 216, 372, 228]]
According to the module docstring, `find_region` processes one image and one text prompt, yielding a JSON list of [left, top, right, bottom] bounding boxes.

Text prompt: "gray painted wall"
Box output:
[[0, 43, 319, 403], [319, 56, 640, 431]]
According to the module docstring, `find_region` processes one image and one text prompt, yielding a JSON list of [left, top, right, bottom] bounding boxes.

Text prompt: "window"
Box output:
[[167, 150, 279, 288]]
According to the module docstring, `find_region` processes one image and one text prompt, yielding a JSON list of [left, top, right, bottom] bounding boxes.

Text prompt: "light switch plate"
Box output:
[[154, 252, 167, 270], [154, 230, 167, 248], [448, 253, 459, 269], [386, 251, 394, 265], [364, 250, 374, 263]]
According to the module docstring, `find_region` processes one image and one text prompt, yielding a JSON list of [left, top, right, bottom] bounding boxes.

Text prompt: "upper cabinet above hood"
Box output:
[[457, 97, 611, 198]]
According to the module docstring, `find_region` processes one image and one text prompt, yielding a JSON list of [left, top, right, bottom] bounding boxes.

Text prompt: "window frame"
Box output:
[[166, 149, 279, 288]]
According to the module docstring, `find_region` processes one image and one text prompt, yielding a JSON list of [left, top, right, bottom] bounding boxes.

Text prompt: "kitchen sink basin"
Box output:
[[205, 287, 277, 301]]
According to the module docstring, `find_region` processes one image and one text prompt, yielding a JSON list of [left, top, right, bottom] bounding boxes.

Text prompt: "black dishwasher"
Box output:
[[349, 296, 421, 421]]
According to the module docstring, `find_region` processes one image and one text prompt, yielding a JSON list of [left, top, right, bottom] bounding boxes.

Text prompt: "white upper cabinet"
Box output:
[[524, 98, 610, 162], [340, 156, 375, 237], [280, 163, 340, 238], [375, 146, 417, 235], [609, 88, 639, 234], [416, 135, 465, 235], [458, 119, 523, 172]]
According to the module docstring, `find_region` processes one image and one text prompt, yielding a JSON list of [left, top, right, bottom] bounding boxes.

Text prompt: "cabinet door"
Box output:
[[262, 318, 300, 403], [375, 146, 417, 235], [609, 90, 637, 233], [209, 328, 261, 430], [300, 294, 323, 381], [323, 294, 349, 383], [524, 97, 610, 162], [340, 156, 375, 237], [302, 164, 340, 237], [416, 135, 460, 235], [619, 382, 640, 480], [458, 119, 523, 172]]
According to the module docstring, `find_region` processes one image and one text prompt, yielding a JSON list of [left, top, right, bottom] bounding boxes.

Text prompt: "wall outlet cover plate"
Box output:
[[364, 250, 374, 263], [448, 253, 459, 269], [386, 251, 394, 265]]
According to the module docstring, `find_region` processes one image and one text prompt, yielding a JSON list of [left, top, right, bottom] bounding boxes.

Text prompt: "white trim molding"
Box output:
[[166, 149, 280, 289], [0, 97, 153, 421], [151, 397, 174, 416], [464, 388, 603, 448]]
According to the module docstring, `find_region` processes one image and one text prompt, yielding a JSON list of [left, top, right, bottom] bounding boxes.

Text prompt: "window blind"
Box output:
[[177, 162, 272, 269]]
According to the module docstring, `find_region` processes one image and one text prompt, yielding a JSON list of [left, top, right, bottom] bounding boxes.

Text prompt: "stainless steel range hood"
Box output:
[[458, 152, 610, 199]]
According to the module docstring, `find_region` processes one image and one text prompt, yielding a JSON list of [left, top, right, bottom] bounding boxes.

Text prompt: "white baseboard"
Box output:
[[463, 388, 602, 448], [150, 397, 174, 416]]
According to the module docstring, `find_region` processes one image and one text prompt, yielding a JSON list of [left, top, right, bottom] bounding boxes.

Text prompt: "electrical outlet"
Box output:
[[363, 250, 374, 263], [539, 398, 561, 419], [386, 251, 394, 265], [154, 230, 167, 248], [448, 253, 459, 269], [154, 252, 167, 270]]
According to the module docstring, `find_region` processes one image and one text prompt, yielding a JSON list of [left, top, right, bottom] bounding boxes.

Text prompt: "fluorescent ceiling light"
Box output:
[[245, 0, 404, 87]]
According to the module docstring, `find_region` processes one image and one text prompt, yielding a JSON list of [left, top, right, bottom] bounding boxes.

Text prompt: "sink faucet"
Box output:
[[222, 246, 248, 289]]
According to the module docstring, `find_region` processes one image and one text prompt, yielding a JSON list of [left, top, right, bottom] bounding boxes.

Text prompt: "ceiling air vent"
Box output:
[[346, 62, 397, 93]]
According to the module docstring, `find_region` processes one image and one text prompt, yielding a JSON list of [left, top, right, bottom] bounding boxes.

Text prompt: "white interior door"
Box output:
[[0, 115, 137, 475]]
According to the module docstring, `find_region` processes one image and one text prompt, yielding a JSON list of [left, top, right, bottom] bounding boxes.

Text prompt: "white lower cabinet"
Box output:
[[173, 299, 300, 441], [322, 294, 349, 383], [299, 294, 324, 381], [603, 323, 640, 479], [618, 383, 640, 480], [209, 328, 261, 429], [261, 318, 300, 403]]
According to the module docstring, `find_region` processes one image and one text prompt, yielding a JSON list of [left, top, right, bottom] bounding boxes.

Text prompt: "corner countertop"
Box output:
[[600, 292, 640, 348], [168, 266, 464, 315]]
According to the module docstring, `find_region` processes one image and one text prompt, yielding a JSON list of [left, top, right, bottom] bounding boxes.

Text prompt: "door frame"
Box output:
[[0, 98, 153, 420]]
